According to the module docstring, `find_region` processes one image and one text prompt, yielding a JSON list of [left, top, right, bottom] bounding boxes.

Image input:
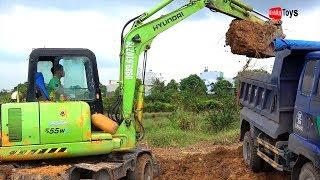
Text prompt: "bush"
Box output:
[[170, 109, 210, 131], [207, 96, 240, 132], [196, 99, 223, 111], [144, 102, 175, 112]]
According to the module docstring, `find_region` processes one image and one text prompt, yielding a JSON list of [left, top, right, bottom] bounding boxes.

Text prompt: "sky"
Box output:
[[0, 0, 320, 89]]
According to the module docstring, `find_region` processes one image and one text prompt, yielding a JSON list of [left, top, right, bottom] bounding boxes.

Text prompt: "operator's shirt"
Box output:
[[48, 76, 63, 101]]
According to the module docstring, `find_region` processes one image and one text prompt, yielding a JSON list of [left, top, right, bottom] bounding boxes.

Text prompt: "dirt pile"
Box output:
[[9, 165, 71, 180], [226, 20, 279, 58], [154, 143, 289, 180]]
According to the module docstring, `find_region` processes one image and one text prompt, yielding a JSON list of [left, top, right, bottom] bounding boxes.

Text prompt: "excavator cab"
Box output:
[[0, 48, 128, 159], [26, 48, 104, 114]]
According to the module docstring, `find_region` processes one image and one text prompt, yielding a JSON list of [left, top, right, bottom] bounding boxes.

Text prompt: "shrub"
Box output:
[[196, 99, 222, 111], [208, 96, 240, 132], [170, 109, 210, 132], [144, 102, 175, 112]]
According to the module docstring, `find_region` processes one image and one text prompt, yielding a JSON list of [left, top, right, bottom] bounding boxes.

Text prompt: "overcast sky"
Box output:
[[0, 0, 320, 89]]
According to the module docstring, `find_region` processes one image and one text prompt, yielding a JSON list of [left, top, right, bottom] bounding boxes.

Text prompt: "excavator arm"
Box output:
[[116, 0, 278, 137]]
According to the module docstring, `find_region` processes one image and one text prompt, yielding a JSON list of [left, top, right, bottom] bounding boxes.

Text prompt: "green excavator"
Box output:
[[0, 0, 282, 179]]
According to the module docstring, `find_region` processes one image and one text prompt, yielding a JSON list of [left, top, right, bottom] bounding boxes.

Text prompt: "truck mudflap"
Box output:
[[288, 133, 320, 168], [0, 147, 160, 180]]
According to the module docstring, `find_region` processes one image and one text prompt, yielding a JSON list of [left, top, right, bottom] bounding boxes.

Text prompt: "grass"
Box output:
[[143, 112, 240, 148]]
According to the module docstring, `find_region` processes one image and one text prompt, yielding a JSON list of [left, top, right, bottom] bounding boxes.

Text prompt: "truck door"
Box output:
[[308, 60, 320, 145], [294, 60, 317, 139]]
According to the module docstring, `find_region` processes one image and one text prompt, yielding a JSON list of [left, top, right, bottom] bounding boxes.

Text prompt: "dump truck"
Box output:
[[0, 0, 282, 179], [239, 39, 320, 180]]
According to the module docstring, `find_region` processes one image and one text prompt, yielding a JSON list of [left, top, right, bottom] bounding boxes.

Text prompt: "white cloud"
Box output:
[[282, 8, 320, 40], [0, 4, 320, 89], [0, 5, 144, 88], [0, 5, 124, 59], [0, 61, 28, 90]]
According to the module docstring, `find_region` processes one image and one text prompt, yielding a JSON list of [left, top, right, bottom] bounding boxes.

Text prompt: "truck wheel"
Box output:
[[128, 154, 154, 180], [243, 131, 263, 172], [93, 170, 111, 180], [299, 162, 320, 180]]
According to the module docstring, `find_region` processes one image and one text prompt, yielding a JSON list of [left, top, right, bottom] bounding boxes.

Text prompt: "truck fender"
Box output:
[[240, 119, 261, 143]]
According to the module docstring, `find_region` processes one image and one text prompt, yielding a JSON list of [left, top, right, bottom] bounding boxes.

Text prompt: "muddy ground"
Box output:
[[2, 143, 290, 180], [153, 143, 290, 180]]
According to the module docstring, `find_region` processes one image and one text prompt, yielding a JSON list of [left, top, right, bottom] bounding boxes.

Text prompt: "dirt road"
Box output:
[[153, 143, 290, 180]]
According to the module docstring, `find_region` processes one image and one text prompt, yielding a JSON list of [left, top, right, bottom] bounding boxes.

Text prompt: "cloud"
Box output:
[[0, 61, 28, 89], [0, 2, 319, 89], [0, 4, 145, 88], [243, 0, 320, 12]]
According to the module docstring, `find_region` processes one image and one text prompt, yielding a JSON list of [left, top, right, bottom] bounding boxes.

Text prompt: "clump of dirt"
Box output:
[[16, 165, 71, 176], [154, 143, 289, 180], [226, 20, 279, 58], [9, 165, 72, 180]]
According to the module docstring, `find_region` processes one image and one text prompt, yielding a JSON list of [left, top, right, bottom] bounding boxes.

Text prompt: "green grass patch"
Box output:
[[143, 112, 240, 147]]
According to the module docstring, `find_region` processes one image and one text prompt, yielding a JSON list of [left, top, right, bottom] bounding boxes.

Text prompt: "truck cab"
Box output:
[[239, 40, 320, 179], [290, 51, 320, 168]]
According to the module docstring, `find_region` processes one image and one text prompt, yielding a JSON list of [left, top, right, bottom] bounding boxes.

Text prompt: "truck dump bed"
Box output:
[[239, 39, 320, 138], [239, 70, 293, 138]]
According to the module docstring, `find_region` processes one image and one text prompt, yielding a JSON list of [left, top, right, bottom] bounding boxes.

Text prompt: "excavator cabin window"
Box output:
[[36, 56, 96, 101]]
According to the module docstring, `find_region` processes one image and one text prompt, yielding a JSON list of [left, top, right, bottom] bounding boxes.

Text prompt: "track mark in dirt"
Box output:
[[153, 143, 289, 180]]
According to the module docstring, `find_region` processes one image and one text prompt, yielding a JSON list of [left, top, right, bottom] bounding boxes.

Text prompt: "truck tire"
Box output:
[[299, 162, 320, 180], [243, 131, 263, 172], [127, 154, 154, 180]]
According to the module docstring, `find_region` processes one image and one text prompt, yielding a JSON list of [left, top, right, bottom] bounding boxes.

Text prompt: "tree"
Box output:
[[211, 77, 233, 96], [147, 78, 166, 102], [0, 89, 11, 104], [13, 82, 28, 100], [179, 75, 207, 111], [180, 74, 207, 95], [99, 83, 107, 97], [163, 79, 180, 103], [165, 79, 179, 91]]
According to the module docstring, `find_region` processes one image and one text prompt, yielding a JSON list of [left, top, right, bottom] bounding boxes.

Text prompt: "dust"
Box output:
[[226, 20, 280, 58]]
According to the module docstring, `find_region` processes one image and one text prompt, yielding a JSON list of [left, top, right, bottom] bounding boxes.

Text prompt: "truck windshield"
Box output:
[[37, 56, 96, 101]]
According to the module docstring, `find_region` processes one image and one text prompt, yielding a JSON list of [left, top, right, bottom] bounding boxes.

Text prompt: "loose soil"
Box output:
[[1, 143, 290, 180], [153, 143, 290, 180], [226, 20, 281, 58]]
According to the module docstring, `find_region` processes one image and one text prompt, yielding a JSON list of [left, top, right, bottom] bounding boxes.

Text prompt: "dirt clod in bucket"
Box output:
[[226, 20, 280, 58]]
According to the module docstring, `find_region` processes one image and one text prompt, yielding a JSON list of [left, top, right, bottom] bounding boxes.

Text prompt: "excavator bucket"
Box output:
[[225, 19, 285, 58]]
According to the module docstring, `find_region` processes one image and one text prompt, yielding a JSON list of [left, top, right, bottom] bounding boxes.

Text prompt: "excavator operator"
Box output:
[[48, 64, 68, 101]]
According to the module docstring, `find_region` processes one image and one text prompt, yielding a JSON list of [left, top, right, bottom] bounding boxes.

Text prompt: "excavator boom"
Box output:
[[115, 0, 283, 138]]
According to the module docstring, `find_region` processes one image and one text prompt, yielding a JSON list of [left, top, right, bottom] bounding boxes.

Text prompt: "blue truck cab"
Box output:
[[239, 39, 320, 179]]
